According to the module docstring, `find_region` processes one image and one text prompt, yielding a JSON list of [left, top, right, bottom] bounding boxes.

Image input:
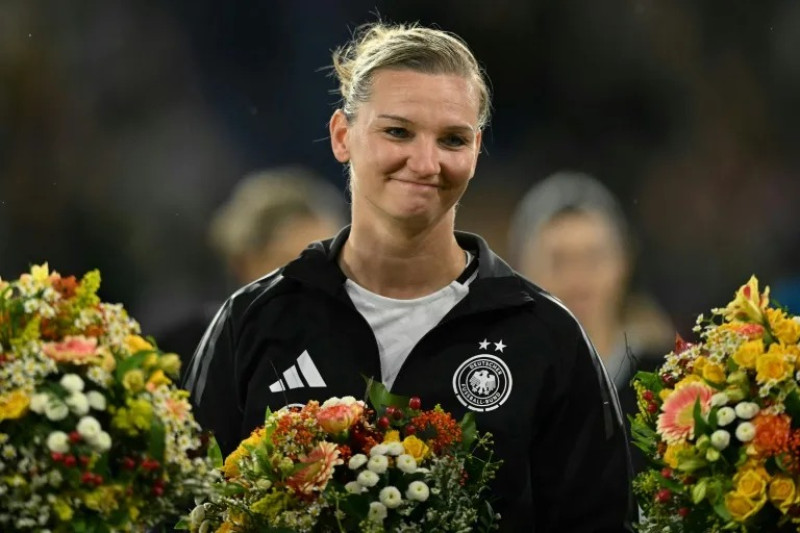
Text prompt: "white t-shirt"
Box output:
[[345, 252, 477, 390]]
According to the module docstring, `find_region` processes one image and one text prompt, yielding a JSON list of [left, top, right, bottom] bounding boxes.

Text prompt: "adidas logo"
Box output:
[[269, 350, 327, 392]]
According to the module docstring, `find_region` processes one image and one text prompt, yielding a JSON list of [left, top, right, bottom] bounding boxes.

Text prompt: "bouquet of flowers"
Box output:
[[181, 381, 501, 532], [631, 276, 800, 532], [0, 264, 217, 531]]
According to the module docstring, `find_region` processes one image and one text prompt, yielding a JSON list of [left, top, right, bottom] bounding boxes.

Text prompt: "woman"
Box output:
[[509, 171, 674, 472], [184, 22, 632, 532]]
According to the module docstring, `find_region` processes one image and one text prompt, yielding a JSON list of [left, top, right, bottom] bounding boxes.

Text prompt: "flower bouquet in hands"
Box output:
[[0, 264, 217, 531], [182, 380, 502, 532], [631, 276, 800, 532]]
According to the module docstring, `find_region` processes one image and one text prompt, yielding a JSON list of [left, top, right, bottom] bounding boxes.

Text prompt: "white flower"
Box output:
[[710, 393, 729, 407], [44, 402, 69, 421], [348, 454, 368, 470], [46, 432, 69, 454], [76, 416, 102, 440], [735, 402, 760, 420], [357, 470, 380, 488], [368, 501, 387, 522], [396, 454, 417, 474], [370, 444, 389, 457], [406, 480, 430, 502], [386, 442, 405, 456], [345, 481, 365, 494], [710, 430, 731, 450], [92, 431, 111, 452], [86, 391, 106, 411], [198, 521, 211, 533], [736, 422, 756, 442], [59, 374, 84, 393], [716, 407, 736, 426], [368, 455, 389, 474], [379, 486, 402, 509], [29, 393, 49, 414], [66, 393, 89, 415]]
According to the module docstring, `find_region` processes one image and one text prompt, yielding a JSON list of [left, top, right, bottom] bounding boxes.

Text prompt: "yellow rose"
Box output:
[[693, 356, 708, 376], [0, 389, 30, 421], [768, 475, 796, 512], [663, 441, 691, 469], [383, 430, 401, 443], [725, 491, 766, 522], [733, 340, 764, 370], [702, 362, 726, 384], [756, 349, 793, 384], [735, 469, 769, 500], [402, 435, 431, 462], [146, 369, 172, 389], [723, 275, 769, 324], [159, 353, 182, 377], [122, 369, 145, 393], [125, 334, 154, 354], [659, 388, 673, 401], [767, 308, 800, 345], [675, 374, 703, 389], [143, 353, 159, 370]]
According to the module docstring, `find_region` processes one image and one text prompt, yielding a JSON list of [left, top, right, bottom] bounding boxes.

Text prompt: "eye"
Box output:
[[383, 127, 410, 139], [440, 134, 468, 148]]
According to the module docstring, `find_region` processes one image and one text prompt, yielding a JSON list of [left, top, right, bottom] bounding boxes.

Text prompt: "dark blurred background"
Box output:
[[2, 0, 799, 340]]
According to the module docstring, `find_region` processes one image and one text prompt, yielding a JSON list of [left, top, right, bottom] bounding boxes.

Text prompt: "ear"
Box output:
[[329, 109, 351, 163], [468, 129, 483, 179]]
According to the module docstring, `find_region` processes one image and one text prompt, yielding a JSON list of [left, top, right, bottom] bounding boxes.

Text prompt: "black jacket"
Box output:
[[183, 228, 634, 532]]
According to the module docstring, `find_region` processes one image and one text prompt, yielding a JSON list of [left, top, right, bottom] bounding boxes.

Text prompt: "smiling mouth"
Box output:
[[390, 178, 441, 189]]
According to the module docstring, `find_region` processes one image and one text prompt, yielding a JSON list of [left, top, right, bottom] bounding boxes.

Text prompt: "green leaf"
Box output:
[[785, 390, 800, 427], [207, 435, 223, 468], [173, 517, 190, 530], [631, 370, 664, 393], [713, 499, 732, 522], [460, 412, 478, 450], [148, 416, 166, 462], [114, 351, 149, 381], [363, 375, 408, 411]]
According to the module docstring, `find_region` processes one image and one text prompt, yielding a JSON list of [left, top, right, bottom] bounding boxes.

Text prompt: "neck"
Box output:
[[340, 213, 465, 299]]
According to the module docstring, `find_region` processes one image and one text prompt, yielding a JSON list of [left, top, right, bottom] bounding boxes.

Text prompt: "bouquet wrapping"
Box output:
[[0, 264, 217, 531], [632, 276, 800, 532]]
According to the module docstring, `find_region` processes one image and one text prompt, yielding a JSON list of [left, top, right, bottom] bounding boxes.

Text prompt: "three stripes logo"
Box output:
[[269, 350, 327, 392]]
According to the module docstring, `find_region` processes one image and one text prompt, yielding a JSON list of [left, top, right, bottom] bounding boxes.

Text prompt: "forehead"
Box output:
[[362, 69, 480, 126], [538, 211, 622, 248]]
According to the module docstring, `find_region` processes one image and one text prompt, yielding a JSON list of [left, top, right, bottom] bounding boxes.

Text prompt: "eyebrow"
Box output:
[[376, 114, 475, 134]]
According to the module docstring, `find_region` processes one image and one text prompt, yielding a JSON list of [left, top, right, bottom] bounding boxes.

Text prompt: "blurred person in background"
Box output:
[[155, 166, 347, 370], [509, 171, 674, 470]]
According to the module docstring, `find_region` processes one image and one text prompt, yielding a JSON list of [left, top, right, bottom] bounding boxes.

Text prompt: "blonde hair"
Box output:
[[209, 167, 346, 260], [331, 22, 491, 129]]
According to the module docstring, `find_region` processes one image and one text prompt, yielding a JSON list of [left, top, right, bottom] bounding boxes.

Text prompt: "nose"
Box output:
[[406, 136, 441, 177]]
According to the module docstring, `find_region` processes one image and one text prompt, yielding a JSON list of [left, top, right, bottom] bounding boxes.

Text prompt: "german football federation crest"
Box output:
[[452, 340, 513, 412]]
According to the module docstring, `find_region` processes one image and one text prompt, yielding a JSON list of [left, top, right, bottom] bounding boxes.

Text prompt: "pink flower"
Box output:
[[42, 336, 98, 364], [286, 441, 343, 494], [657, 382, 714, 444], [316, 401, 364, 434]]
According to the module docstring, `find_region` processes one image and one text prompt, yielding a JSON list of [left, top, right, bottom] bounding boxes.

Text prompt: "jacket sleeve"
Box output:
[[181, 300, 244, 457], [531, 323, 634, 533]]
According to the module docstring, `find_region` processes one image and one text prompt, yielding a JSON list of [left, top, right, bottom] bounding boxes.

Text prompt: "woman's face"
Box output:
[[330, 69, 482, 231], [520, 210, 629, 326]]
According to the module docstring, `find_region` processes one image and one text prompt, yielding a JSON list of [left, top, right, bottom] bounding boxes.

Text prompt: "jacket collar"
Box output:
[[282, 225, 535, 314]]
